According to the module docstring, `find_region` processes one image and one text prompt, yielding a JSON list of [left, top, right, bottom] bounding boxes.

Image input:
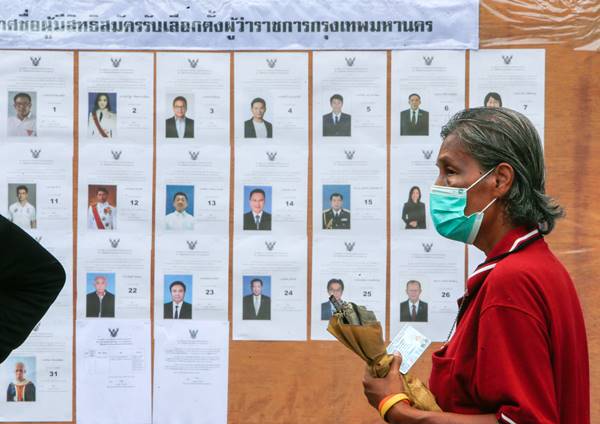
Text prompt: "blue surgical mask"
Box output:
[[429, 169, 497, 244]]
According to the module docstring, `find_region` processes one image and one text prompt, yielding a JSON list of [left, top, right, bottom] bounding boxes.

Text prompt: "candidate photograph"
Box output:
[[322, 94, 351, 137], [7, 184, 37, 230], [85, 273, 116, 318], [321, 278, 344, 320], [7, 91, 37, 137], [242, 276, 271, 320], [322, 185, 351, 230], [6, 358, 36, 402], [88, 92, 117, 138], [399, 279, 428, 322], [165, 95, 194, 139], [87, 185, 117, 230], [165, 185, 194, 231], [244, 97, 273, 138], [243, 186, 272, 231], [400, 93, 429, 136], [484, 91, 503, 108], [163, 277, 193, 320], [401, 185, 426, 229]]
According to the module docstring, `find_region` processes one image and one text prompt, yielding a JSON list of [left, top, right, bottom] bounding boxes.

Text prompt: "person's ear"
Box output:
[[491, 162, 514, 198]]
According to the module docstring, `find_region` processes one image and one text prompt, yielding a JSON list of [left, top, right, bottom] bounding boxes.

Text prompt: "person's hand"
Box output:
[[362, 353, 405, 409], [409, 221, 417, 228]]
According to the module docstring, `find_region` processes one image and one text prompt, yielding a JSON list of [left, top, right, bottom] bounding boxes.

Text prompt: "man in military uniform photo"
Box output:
[[322, 192, 351, 229], [87, 186, 117, 230]]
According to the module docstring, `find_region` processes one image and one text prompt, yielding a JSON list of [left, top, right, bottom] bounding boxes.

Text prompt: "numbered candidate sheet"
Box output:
[[154, 235, 228, 321], [0, 50, 73, 144], [156, 145, 229, 236], [0, 143, 72, 234], [76, 320, 151, 424], [153, 321, 229, 424], [390, 235, 465, 342], [392, 50, 465, 145], [234, 145, 307, 235], [78, 52, 153, 144], [311, 236, 386, 340], [470, 49, 545, 141], [234, 52, 308, 144], [156, 52, 230, 145], [77, 234, 151, 320], [233, 236, 307, 340], [313, 144, 386, 236], [0, 317, 72, 422], [313, 51, 387, 146]]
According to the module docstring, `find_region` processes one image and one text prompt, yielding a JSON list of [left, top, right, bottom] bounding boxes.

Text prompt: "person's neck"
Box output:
[[474, 212, 517, 256], [252, 117, 264, 123], [17, 114, 27, 121], [18, 200, 27, 205], [96, 291, 105, 297]]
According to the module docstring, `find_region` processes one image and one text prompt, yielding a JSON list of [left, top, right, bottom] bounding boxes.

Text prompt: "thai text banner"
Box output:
[[0, 0, 479, 50]]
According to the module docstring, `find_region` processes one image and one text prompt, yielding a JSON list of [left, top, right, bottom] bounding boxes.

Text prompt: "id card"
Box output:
[[387, 325, 431, 374]]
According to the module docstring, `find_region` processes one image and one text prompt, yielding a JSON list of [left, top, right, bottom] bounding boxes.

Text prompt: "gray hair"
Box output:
[[440, 107, 563, 235]]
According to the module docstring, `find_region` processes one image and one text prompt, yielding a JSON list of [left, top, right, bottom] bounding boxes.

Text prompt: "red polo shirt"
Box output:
[[429, 227, 589, 424]]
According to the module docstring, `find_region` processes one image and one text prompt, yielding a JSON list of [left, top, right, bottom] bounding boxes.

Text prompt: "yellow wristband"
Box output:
[[379, 393, 410, 420]]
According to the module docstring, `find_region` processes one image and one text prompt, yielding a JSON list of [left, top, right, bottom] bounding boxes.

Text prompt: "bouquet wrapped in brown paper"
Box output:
[[326, 297, 441, 412]]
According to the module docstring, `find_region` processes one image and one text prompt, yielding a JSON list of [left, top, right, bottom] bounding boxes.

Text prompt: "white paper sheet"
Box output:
[[233, 235, 307, 340], [77, 234, 151, 319], [392, 50, 466, 145], [234, 52, 308, 144], [311, 236, 387, 340], [313, 51, 387, 146], [156, 52, 230, 145], [390, 235, 465, 342], [154, 235, 229, 321], [0, 50, 73, 144], [78, 52, 153, 144], [153, 321, 229, 424], [234, 145, 308, 235], [76, 319, 151, 424], [469, 49, 545, 141], [313, 145, 386, 236]]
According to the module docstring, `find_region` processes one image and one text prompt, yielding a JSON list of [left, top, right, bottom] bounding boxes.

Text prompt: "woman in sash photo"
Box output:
[[88, 93, 116, 138]]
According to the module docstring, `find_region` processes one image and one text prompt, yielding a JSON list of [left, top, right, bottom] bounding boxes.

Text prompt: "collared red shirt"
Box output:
[[429, 227, 589, 424]]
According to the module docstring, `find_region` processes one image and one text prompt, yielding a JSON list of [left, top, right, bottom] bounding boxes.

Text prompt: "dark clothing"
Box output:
[[243, 211, 272, 231], [242, 295, 271, 320], [165, 117, 194, 138], [400, 300, 428, 322], [163, 302, 192, 319], [86, 291, 115, 318], [321, 301, 334, 320], [401, 201, 426, 229], [322, 112, 351, 137], [400, 108, 429, 136], [244, 119, 273, 138], [322, 209, 351, 229], [7, 381, 36, 401], [0, 216, 66, 364]]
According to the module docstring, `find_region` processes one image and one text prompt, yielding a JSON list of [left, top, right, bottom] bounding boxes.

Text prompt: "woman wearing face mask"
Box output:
[[88, 93, 116, 138], [363, 108, 589, 424], [401, 186, 426, 229]]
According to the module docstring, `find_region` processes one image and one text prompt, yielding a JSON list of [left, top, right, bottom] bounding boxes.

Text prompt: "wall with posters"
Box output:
[[0, 3, 598, 424]]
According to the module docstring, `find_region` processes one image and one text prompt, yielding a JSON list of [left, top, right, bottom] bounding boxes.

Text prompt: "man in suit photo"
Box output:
[[243, 278, 271, 320], [244, 97, 273, 138], [243, 188, 272, 231], [321, 278, 344, 320], [86, 275, 115, 318], [165, 96, 194, 138], [6, 361, 35, 402], [400, 93, 429, 136], [163, 280, 192, 319], [322, 192, 351, 230], [323, 94, 351, 137], [400, 280, 428, 322]]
